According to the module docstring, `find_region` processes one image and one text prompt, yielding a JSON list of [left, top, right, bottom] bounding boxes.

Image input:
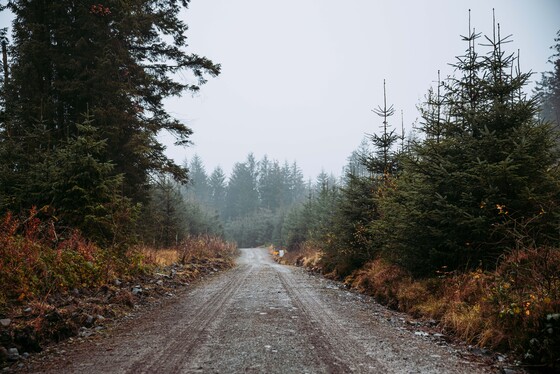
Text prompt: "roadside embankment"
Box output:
[[274, 244, 560, 371]]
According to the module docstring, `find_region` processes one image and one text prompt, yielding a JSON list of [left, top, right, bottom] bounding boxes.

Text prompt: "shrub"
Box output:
[[315, 246, 560, 368], [0, 208, 149, 311]]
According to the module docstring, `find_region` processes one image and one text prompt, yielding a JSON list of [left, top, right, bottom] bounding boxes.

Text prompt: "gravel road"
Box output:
[[24, 248, 497, 373]]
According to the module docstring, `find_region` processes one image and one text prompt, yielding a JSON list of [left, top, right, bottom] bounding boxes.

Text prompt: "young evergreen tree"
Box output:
[[29, 112, 133, 244], [324, 171, 379, 276], [381, 15, 560, 275], [143, 176, 187, 248], [366, 80, 398, 178]]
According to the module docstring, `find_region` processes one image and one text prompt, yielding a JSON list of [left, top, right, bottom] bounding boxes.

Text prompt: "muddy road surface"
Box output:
[[24, 248, 495, 373]]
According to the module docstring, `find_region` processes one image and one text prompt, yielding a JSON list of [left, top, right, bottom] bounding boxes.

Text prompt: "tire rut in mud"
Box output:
[[18, 248, 496, 374], [277, 271, 388, 373], [127, 265, 252, 373]]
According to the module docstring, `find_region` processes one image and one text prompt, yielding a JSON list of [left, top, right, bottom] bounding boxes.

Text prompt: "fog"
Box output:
[[1, 1, 558, 180], [162, 0, 559, 179]]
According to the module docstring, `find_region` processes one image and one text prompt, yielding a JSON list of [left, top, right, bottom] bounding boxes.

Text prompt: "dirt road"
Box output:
[[24, 248, 496, 373]]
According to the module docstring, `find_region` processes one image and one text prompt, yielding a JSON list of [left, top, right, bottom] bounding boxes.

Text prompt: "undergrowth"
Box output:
[[275, 241, 323, 271], [0, 209, 238, 367], [0, 208, 148, 312], [140, 235, 237, 269], [282, 243, 560, 369]]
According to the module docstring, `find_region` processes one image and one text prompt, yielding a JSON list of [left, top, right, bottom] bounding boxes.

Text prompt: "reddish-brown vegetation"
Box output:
[[0, 209, 237, 367], [280, 244, 560, 368]]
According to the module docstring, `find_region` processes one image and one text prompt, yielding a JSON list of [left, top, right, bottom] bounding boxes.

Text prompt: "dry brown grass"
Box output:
[[139, 247, 180, 266], [178, 235, 238, 265], [345, 259, 412, 309], [340, 248, 560, 367], [138, 235, 238, 270], [276, 241, 323, 271], [271, 238, 560, 367]]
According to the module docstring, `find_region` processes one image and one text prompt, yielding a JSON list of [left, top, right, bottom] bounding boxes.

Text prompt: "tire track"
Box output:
[[24, 249, 495, 374], [277, 271, 388, 373], [126, 264, 253, 373]]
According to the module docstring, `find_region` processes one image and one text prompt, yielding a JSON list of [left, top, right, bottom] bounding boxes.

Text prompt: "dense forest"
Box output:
[[0, 0, 220, 246], [178, 153, 341, 248], [1, 1, 559, 368]]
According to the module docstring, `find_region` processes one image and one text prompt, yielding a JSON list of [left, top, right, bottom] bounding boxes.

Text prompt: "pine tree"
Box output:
[[30, 111, 133, 244], [288, 161, 306, 205], [0, 0, 220, 216], [366, 80, 398, 178], [184, 155, 210, 204], [208, 166, 227, 216], [381, 13, 560, 275], [143, 176, 187, 248], [225, 160, 258, 220]]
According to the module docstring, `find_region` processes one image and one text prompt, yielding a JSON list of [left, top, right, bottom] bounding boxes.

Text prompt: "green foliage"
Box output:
[[176, 153, 308, 247], [379, 21, 560, 276], [224, 154, 259, 220], [208, 166, 227, 216], [138, 176, 188, 248], [224, 209, 277, 248], [38, 113, 135, 244], [320, 173, 380, 277], [184, 155, 211, 205], [366, 80, 399, 177], [0, 0, 219, 226], [280, 173, 340, 251]]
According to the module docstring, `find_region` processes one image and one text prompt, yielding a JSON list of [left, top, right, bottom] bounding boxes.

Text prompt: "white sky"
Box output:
[[162, 0, 559, 180], [1, 1, 559, 180]]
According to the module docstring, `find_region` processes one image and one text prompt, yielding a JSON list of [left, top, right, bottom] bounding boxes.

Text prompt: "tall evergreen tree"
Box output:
[[225, 160, 258, 220], [208, 166, 227, 216], [288, 161, 306, 204], [184, 155, 210, 204], [0, 0, 220, 217]]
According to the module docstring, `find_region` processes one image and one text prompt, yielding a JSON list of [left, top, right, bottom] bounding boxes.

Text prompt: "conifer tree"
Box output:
[[184, 155, 210, 204], [0, 0, 220, 216], [381, 13, 560, 275], [288, 161, 306, 204], [366, 80, 398, 178], [225, 160, 259, 220], [208, 166, 227, 216], [30, 111, 132, 243], [144, 176, 187, 248]]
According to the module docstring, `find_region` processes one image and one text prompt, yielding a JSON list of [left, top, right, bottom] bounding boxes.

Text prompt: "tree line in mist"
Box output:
[[153, 153, 341, 248]]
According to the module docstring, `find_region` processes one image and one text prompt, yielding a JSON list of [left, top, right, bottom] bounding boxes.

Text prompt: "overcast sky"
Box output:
[[159, 0, 559, 180], [2, 1, 559, 180]]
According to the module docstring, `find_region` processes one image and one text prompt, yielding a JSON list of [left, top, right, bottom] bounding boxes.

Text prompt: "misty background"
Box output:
[[163, 0, 559, 179], [1, 1, 559, 179]]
